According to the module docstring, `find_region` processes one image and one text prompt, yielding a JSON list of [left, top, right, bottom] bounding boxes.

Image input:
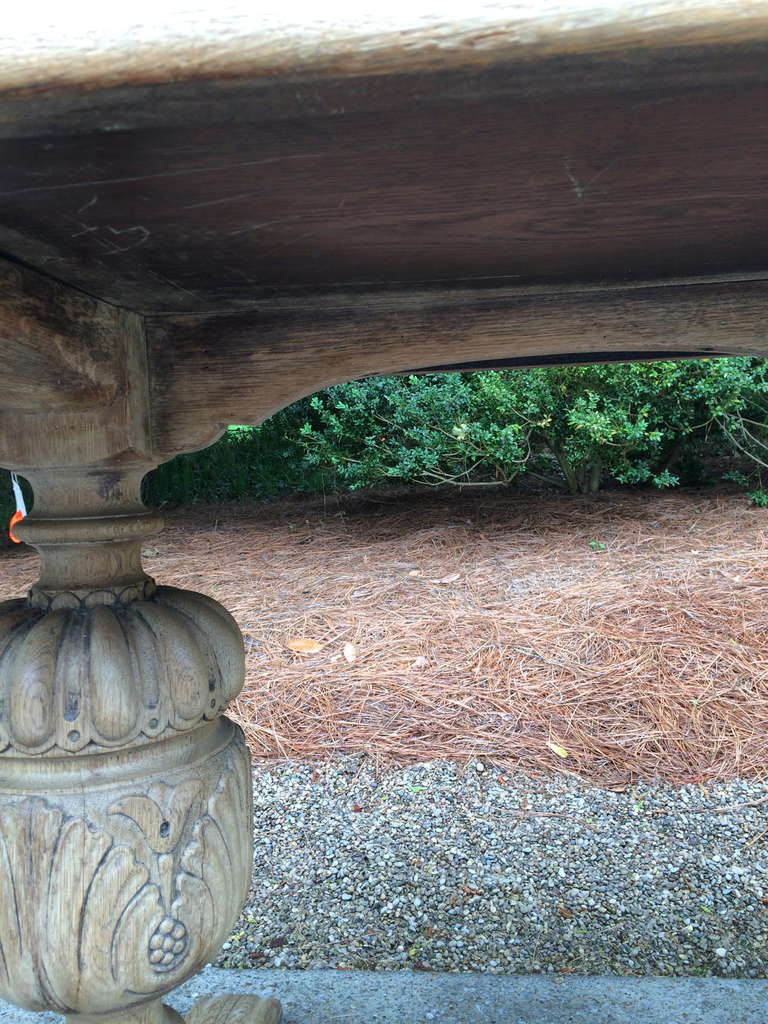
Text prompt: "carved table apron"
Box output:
[[2, 4, 768, 1020]]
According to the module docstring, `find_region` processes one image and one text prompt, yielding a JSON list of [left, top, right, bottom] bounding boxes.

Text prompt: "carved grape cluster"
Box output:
[[148, 916, 188, 970]]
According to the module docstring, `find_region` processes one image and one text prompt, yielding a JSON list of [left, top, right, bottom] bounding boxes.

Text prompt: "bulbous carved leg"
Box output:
[[0, 720, 252, 1017], [0, 469, 282, 1024]]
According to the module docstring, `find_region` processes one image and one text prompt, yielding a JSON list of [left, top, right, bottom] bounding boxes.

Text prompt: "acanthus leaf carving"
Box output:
[[173, 741, 253, 969], [0, 724, 252, 1017], [109, 780, 204, 856], [0, 798, 163, 1015]]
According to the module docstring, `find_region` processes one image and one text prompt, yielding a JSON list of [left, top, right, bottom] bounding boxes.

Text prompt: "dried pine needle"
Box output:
[[3, 487, 767, 786]]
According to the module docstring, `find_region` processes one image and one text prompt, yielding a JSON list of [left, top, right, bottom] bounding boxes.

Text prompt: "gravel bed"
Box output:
[[216, 758, 768, 977]]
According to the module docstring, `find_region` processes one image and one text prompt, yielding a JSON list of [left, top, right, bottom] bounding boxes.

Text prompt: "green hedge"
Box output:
[[142, 408, 327, 507], [3, 358, 768, 516], [296, 358, 768, 496]]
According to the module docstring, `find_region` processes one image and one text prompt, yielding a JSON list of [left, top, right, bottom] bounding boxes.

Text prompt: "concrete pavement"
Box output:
[[1, 967, 767, 1023]]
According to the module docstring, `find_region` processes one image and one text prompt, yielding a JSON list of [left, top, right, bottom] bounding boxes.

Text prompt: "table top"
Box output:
[[3, 1, 768, 316]]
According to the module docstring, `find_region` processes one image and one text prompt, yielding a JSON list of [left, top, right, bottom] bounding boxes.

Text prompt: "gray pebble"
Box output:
[[215, 759, 768, 978]]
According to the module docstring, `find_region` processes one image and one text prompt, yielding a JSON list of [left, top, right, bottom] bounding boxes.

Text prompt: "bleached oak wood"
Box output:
[[3, 2, 768, 311], [2, 4, 768, 1021], [0, 495, 281, 1021], [0, 452, 280, 1022], [3, 1, 768, 92], [0, 263, 152, 474], [187, 994, 283, 1024], [0, 260, 281, 1021], [0, 583, 245, 754], [0, 720, 254, 1016], [147, 275, 768, 455]]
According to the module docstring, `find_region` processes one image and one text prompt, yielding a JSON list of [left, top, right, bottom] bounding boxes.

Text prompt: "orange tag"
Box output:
[[8, 508, 23, 543], [8, 472, 26, 543]]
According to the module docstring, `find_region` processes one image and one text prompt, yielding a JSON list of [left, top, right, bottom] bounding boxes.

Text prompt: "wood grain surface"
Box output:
[[1, 2, 768, 314], [147, 276, 768, 455], [0, 262, 151, 471], [1, 12, 767, 1023], [4, 1, 768, 93]]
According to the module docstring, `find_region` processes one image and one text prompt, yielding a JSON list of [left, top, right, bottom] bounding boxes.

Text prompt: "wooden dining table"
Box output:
[[1, 4, 767, 1021]]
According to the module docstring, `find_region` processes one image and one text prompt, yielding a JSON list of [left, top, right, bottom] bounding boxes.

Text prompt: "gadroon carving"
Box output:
[[0, 727, 252, 1016], [0, 586, 245, 755]]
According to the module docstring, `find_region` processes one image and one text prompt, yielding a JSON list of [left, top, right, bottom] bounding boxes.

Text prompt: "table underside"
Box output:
[[1, 6, 768, 457], [0, 6, 767, 1022]]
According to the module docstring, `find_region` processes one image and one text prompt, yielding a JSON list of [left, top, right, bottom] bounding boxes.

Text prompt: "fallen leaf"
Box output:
[[546, 741, 570, 759], [343, 642, 357, 664], [558, 907, 574, 919], [432, 572, 461, 584], [459, 884, 483, 896], [285, 637, 323, 653], [351, 804, 363, 813]]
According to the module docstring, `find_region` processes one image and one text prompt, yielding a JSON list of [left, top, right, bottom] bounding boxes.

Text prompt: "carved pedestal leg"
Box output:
[[73, 998, 282, 1024], [186, 996, 282, 1024], [75, 1002, 184, 1024], [0, 467, 282, 1024]]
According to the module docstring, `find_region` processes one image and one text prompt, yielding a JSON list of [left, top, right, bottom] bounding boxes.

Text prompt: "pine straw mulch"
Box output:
[[2, 487, 768, 786]]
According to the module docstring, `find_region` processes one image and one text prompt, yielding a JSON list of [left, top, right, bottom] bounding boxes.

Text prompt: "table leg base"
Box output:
[[0, 469, 282, 1024], [68, 995, 283, 1024], [187, 995, 283, 1023], [68, 1001, 184, 1024]]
